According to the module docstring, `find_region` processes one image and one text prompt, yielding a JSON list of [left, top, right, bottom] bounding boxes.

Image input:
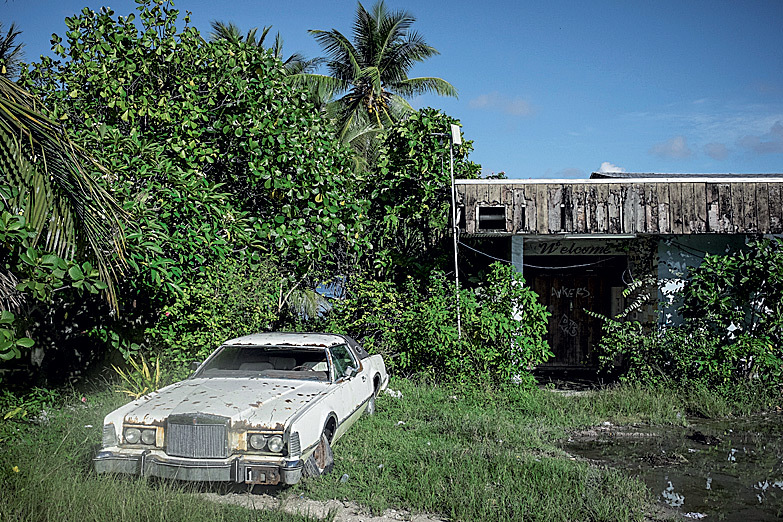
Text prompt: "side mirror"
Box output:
[[345, 366, 356, 378], [189, 362, 201, 371]]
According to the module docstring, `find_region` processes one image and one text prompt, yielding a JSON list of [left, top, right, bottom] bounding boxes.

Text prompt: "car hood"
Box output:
[[122, 377, 329, 430]]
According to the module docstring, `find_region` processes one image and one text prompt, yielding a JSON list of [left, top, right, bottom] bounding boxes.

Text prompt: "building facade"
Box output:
[[456, 173, 783, 368]]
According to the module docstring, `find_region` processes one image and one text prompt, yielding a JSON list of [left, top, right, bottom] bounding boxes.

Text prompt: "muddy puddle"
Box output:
[[564, 412, 783, 521]]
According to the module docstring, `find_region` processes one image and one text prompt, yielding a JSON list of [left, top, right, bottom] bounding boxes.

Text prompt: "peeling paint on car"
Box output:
[[94, 332, 389, 485]]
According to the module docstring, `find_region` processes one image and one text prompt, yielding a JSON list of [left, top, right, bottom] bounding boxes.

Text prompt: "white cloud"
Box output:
[[738, 121, 783, 154], [622, 104, 783, 150], [649, 135, 693, 159], [468, 91, 533, 117], [597, 162, 625, 173], [704, 142, 729, 160]]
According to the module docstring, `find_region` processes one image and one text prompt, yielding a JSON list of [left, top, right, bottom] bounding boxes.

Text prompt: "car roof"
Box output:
[[223, 332, 350, 348]]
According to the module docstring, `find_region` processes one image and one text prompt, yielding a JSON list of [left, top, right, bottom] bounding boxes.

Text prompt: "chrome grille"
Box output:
[[166, 414, 228, 458]]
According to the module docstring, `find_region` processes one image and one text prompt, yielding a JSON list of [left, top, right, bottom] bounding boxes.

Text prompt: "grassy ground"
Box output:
[[0, 377, 777, 521], [0, 388, 323, 522]]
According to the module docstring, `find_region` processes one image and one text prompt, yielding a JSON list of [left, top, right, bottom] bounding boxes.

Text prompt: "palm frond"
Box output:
[[309, 29, 362, 84], [386, 94, 415, 120], [374, 6, 416, 68], [0, 22, 25, 80], [389, 76, 457, 98], [0, 75, 129, 310], [288, 288, 330, 321], [252, 26, 273, 48], [209, 21, 244, 44], [283, 55, 323, 75], [287, 73, 346, 105], [381, 32, 440, 82]]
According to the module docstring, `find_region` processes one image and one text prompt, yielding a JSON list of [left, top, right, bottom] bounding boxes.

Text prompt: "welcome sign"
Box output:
[[523, 239, 628, 256]]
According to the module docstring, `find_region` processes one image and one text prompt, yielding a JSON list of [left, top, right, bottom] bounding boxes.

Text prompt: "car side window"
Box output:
[[330, 344, 356, 380]]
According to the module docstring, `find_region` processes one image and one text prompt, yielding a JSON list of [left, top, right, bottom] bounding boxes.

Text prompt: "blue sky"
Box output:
[[4, 0, 783, 178]]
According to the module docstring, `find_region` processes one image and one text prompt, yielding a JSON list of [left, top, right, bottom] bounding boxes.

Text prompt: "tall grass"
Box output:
[[294, 380, 652, 521], [1, 378, 776, 521], [0, 389, 320, 522]]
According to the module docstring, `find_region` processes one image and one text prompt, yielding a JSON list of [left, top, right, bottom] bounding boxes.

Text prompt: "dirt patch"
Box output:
[[200, 491, 446, 522]]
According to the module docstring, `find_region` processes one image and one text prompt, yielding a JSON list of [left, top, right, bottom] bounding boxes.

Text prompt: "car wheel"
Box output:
[[303, 432, 334, 478]]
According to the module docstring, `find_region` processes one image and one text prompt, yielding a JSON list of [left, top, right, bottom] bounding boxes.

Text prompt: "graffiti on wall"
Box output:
[[558, 314, 579, 337], [551, 286, 591, 299]]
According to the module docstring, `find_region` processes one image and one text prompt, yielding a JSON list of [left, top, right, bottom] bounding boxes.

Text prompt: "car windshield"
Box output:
[[194, 345, 329, 381]]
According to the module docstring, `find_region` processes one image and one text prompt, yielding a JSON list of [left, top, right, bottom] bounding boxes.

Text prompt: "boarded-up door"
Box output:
[[526, 256, 625, 367]]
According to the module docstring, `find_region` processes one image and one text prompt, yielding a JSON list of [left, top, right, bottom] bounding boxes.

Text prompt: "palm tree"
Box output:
[[209, 20, 270, 47], [290, 0, 457, 145], [0, 75, 128, 310], [209, 21, 318, 75], [0, 21, 25, 79]]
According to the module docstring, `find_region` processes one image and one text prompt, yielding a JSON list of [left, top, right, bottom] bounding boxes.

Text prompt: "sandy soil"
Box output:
[[201, 491, 447, 522]]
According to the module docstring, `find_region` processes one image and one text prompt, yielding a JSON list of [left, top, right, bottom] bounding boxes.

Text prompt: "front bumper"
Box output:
[[93, 449, 303, 485]]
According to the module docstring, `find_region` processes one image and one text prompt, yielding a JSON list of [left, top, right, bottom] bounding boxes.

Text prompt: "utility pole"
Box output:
[[449, 124, 462, 339]]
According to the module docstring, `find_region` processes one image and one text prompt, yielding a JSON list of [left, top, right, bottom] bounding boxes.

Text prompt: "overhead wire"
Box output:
[[457, 241, 615, 270]]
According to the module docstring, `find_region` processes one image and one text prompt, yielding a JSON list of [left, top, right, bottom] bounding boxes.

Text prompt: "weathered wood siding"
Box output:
[[458, 180, 783, 235]]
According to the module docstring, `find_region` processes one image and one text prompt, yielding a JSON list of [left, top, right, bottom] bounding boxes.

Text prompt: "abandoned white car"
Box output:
[[93, 332, 388, 485]]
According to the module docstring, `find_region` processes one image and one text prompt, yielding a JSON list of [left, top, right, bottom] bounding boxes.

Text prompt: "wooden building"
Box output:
[[455, 173, 783, 368]]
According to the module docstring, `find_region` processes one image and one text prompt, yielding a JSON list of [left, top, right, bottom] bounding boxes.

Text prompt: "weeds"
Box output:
[[0, 387, 319, 522], [295, 380, 652, 521], [112, 355, 161, 399], [1, 378, 776, 521]]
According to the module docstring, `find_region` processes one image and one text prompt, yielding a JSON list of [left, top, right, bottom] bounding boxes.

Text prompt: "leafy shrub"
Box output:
[[596, 321, 721, 384], [683, 237, 783, 346], [463, 263, 552, 381], [596, 320, 782, 391], [596, 238, 783, 395], [143, 257, 281, 368], [325, 263, 551, 384]]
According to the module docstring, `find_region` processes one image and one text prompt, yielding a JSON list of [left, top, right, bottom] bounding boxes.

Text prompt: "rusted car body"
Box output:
[[93, 332, 388, 485]]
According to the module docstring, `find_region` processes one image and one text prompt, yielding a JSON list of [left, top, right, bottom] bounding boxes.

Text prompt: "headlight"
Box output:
[[267, 435, 284, 453], [124, 427, 141, 444], [141, 429, 156, 445], [249, 434, 267, 450]]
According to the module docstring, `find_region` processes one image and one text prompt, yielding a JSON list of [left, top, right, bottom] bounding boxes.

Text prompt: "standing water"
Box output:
[[564, 412, 783, 520]]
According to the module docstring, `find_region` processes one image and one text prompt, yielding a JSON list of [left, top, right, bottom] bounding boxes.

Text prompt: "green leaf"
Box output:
[[68, 265, 85, 280]]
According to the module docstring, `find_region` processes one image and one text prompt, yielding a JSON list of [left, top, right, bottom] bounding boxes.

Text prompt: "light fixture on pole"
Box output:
[[448, 124, 462, 339]]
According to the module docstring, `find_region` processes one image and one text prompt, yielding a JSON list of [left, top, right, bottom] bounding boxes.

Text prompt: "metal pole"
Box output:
[[448, 131, 462, 339]]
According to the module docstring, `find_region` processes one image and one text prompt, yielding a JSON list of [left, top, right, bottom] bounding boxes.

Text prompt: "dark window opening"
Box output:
[[477, 206, 506, 230]]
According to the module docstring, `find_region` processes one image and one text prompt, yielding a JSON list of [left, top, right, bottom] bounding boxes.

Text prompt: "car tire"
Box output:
[[303, 432, 334, 478]]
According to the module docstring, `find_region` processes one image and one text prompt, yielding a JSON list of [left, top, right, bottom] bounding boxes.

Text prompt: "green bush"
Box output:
[[683, 237, 783, 345], [597, 320, 782, 392], [325, 262, 551, 384], [596, 238, 783, 396], [143, 257, 281, 369]]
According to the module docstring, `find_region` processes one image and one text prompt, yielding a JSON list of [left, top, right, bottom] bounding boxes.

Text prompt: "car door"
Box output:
[[328, 344, 371, 438]]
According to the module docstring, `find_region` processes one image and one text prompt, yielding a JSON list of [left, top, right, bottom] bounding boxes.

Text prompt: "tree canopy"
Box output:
[[10, 0, 368, 371], [209, 21, 317, 75], [290, 0, 457, 146]]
